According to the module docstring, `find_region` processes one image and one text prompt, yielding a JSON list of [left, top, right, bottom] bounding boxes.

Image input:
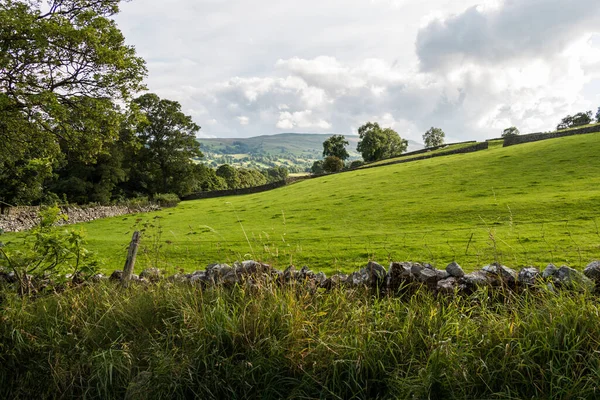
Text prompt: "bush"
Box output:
[[152, 193, 180, 208], [121, 195, 151, 209], [323, 156, 344, 173], [0, 206, 98, 295]]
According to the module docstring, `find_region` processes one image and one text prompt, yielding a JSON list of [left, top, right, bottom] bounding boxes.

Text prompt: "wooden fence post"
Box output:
[[122, 231, 141, 287]]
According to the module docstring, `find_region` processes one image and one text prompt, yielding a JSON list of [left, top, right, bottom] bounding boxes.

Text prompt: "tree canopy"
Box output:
[[557, 112, 593, 131], [357, 122, 408, 162], [502, 127, 520, 138], [596, 107, 600, 123], [322, 135, 350, 160], [126, 93, 203, 196], [0, 0, 146, 205], [422, 127, 445, 148]]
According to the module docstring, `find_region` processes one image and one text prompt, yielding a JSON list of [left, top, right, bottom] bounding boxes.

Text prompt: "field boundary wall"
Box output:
[[503, 124, 600, 147]]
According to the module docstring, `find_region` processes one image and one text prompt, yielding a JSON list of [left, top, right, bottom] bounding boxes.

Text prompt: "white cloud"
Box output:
[[114, 0, 600, 140], [276, 110, 332, 130]]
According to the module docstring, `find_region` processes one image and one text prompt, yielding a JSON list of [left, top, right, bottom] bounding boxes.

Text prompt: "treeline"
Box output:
[[0, 1, 286, 208]]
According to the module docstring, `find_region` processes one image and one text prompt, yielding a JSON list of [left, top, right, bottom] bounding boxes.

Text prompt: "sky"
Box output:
[[115, 0, 600, 142]]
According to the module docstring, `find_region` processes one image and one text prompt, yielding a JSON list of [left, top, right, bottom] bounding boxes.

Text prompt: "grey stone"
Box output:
[[348, 262, 386, 288], [323, 274, 349, 289], [436, 269, 450, 280], [446, 262, 465, 278], [482, 263, 517, 283], [417, 268, 439, 286], [542, 264, 558, 278], [89, 273, 106, 283], [437, 277, 457, 294], [140, 268, 163, 282], [387, 262, 414, 290], [283, 265, 297, 281], [299, 266, 315, 279], [555, 266, 594, 290], [583, 261, 600, 282], [366, 261, 387, 288], [314, 272, 327, 286], [206, 263, 232, 279], [518, 267, 540, 285], [461, 270, 489, 288], [410, 263, 425, 276], [222, 271, 241, 286], [236, 260, 270, 275], [109, 270, 123, 281], [190, 272, 210, 285], [348, 270, 368, 287]]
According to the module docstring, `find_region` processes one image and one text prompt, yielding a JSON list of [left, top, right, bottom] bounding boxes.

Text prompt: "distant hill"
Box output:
[[197, 133, 423, 172]]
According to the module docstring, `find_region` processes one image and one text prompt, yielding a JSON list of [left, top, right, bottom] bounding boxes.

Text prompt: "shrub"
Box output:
[[152, 193, 180, 208], [323, 156, 344, 173], [0, 206, 99, 295], [121, 196, 151, 209]]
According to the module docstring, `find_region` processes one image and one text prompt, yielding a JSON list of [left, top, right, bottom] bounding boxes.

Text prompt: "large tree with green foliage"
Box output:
[[422, 127, 445, 148], [596, 107, 600, 123], [322, 135, 350, 160], [0, 0, 146, 206], [357, 122, 408, 162], [557, 111, 593, 130], [126, 94, 203, 197]]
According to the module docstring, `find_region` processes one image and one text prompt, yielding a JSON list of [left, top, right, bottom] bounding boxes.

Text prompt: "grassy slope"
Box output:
[[6, 133, 600, 274]]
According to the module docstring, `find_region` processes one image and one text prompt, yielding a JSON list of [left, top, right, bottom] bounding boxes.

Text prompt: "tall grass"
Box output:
[[2, 283, 600, 399]]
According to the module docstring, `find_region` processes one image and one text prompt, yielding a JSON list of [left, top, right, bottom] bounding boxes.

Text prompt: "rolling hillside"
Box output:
[[197, 133, 423, 172], [5, 132, 600, 274]]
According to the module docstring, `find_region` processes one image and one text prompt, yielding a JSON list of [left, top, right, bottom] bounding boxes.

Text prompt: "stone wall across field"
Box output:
[[503, 124, 600, 147], [182, 180, 288, 201], [0, 205, 161, 233]]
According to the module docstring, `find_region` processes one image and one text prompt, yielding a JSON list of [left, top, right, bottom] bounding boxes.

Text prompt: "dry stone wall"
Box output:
[[0, 205, 160, 233], [503, 124, 600, 147]]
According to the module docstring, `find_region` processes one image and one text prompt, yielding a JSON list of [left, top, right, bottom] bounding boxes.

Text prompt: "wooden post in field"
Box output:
[[122, 231, 141, 287]]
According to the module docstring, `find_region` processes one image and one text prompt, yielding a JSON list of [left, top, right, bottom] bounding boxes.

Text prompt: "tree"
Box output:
[[323, 156, 344, 173], [557, 111, 593, 130], [311, 160, 324, 175], [322, 135, 350, 160], [216, 164, 240, 190], [264, 166, 289, 182], [502, 127, 520, 138], [0, 0, 146, 205], [127, 94, 203, 196], [596, 107, 600, 123], [422, 127, 445, 148], [357, 122, 408, 162]]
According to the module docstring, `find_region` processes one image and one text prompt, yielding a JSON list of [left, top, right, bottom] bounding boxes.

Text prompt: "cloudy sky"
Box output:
[[115, 0, 600, 142]]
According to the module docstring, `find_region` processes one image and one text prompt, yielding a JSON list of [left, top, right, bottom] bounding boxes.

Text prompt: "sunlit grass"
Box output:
[[4, 132, 600, 275], [2, 282, 600, 399]]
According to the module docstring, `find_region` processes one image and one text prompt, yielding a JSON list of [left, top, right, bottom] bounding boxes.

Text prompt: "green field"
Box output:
[[5, 133, 600, 275]]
